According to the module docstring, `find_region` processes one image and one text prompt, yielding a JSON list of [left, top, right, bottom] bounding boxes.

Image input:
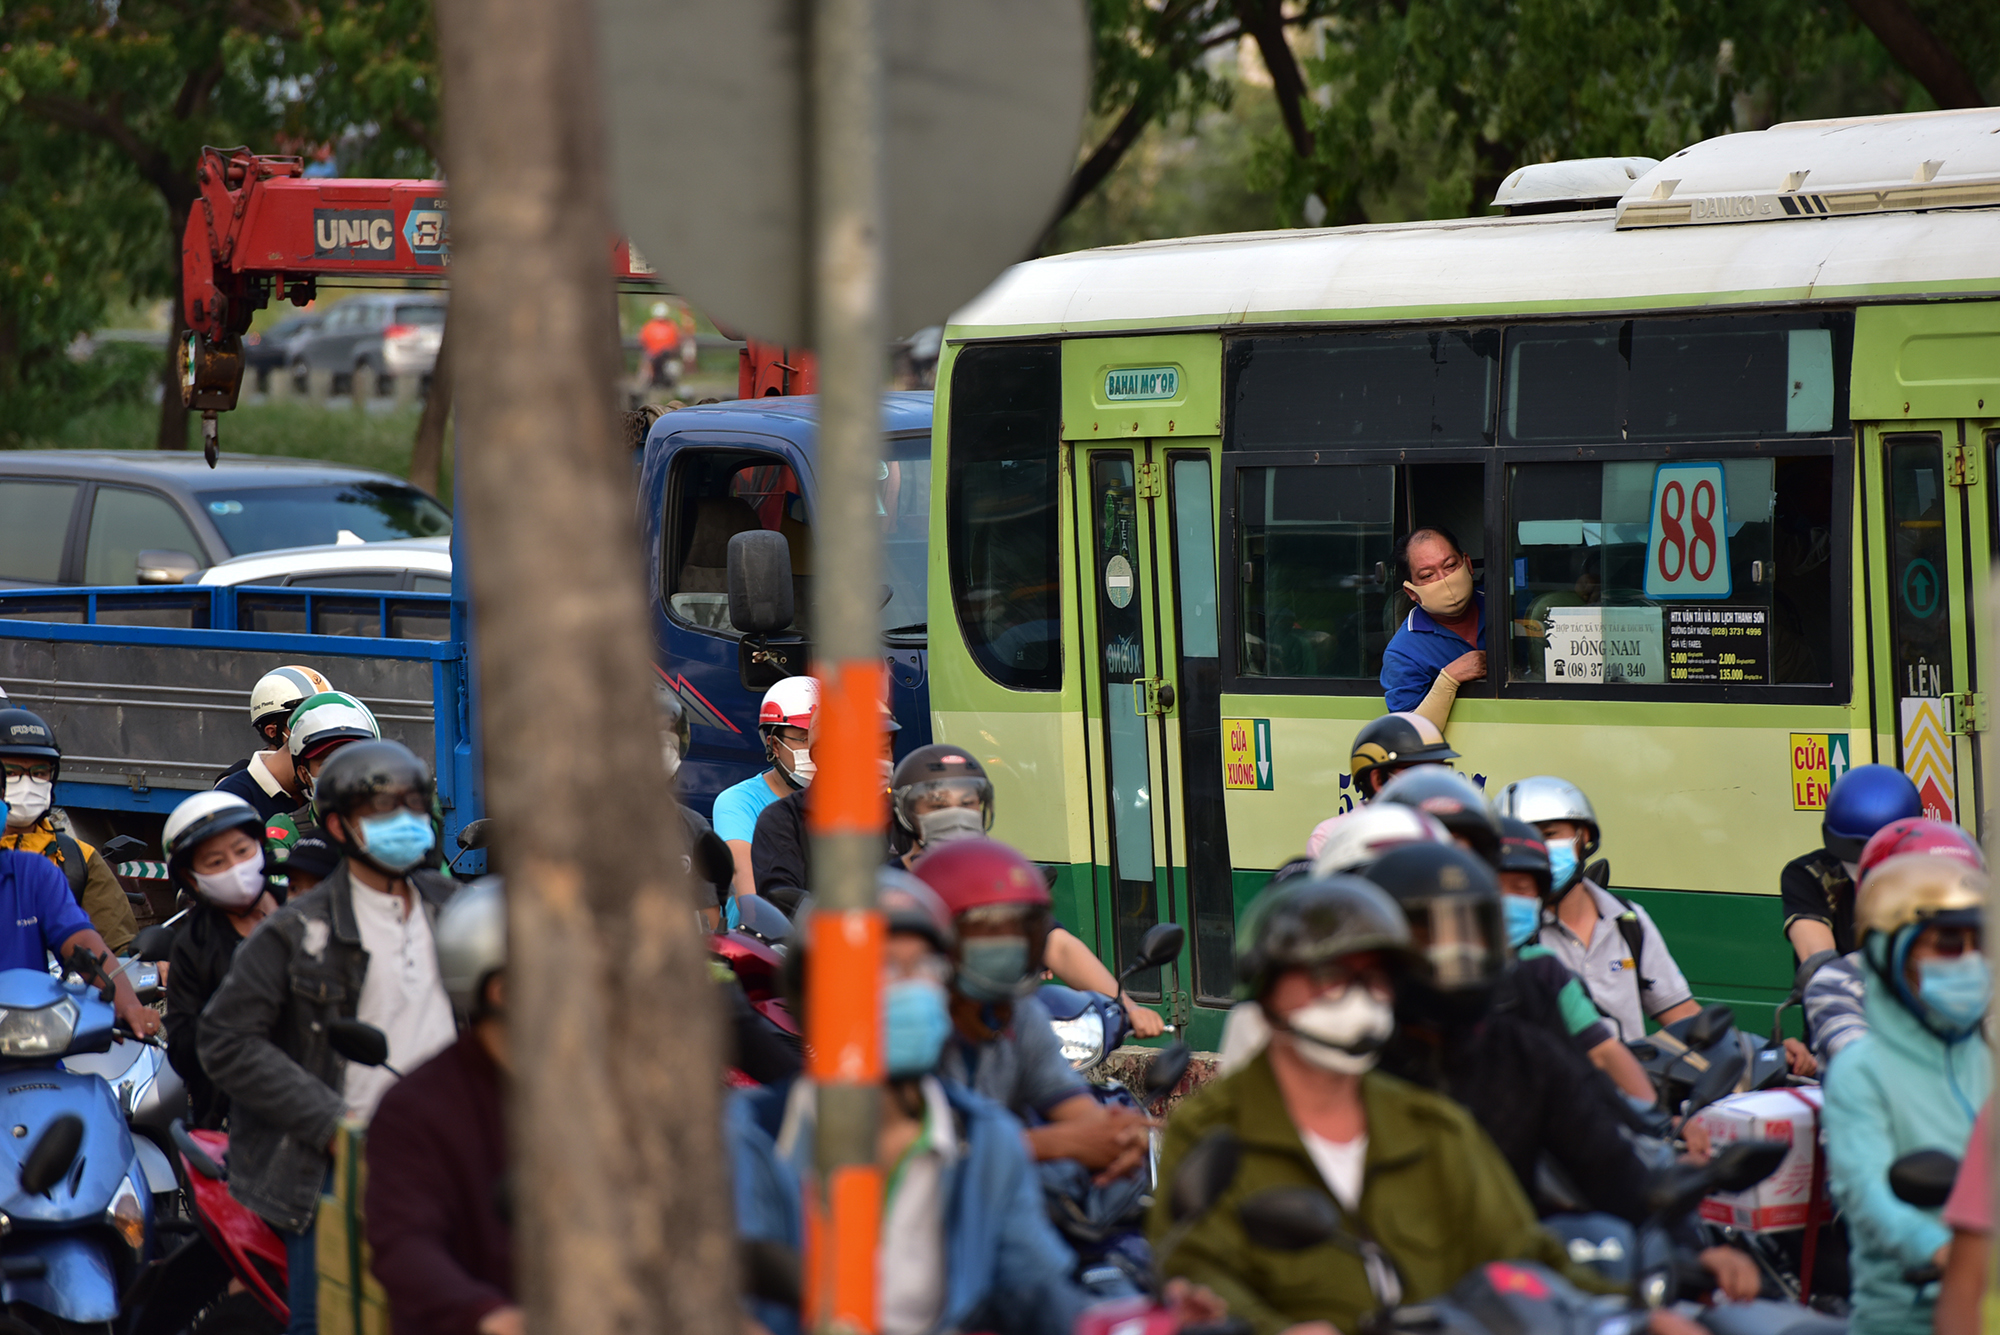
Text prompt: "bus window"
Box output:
[[1226, 328, 1498, 449], [1236, 464, 1396, 678], [1505, 314, 1848, 444], [1505, 455, 1835, 688], [947, 344, 1062, 690]]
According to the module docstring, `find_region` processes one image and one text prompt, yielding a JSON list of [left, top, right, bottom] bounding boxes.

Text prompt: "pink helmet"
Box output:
[[1858, 817, 1985, 883]]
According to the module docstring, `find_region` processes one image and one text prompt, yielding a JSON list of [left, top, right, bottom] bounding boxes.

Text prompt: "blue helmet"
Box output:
[[1823, 764, 1922, 861]]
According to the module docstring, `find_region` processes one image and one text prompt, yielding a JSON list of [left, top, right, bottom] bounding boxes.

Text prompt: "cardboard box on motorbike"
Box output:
[[1691, 1087, 1829, 1232]]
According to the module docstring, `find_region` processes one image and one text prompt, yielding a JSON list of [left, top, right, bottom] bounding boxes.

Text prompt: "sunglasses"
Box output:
[[344, 790, 429, 817]]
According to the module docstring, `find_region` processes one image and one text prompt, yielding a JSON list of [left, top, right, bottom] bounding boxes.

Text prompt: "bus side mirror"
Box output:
[[727, 530, 794, 636]]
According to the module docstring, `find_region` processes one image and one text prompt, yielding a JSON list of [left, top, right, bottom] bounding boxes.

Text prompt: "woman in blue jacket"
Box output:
[[1824, 852, 1992, 1335]]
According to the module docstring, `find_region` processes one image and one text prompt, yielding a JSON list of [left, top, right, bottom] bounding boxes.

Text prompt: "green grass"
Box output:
[[27, 401, 452, 497]]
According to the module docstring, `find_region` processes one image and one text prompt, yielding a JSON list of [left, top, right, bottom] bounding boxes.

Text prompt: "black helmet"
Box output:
[[1494, 817, 1554, 901], [1374, 767, 1502, 865], [315, 739, 433, 815], [0, 708, 61, 775], [1234, 874, 1415, 1001], [890, 743, 994, 838], [1350, 712, 1458, 798], [1361, 843, 1505, 997]]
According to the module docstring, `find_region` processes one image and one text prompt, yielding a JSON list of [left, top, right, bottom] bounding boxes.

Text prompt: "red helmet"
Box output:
[[1858, 817, 1985, 883], [912, 837, 1050, 917], [757, 676, 819, 731]]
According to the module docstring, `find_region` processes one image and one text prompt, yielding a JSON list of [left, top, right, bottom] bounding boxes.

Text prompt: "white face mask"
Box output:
[[916, 806, 984, 848], [194, 849, 267, 910], [4, 775, 52, 829], [778, 746, 815, 789], [1282, 988, 1395, 1074]]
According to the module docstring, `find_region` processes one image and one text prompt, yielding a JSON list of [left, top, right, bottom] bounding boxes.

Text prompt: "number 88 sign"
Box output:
[[1644, 462, 1732, 599]]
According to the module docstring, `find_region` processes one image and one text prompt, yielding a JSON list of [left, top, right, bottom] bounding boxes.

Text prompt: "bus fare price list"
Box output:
[[1667, 606, 1769, 684]]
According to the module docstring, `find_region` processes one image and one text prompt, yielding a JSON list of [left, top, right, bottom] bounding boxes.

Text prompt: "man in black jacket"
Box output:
[[200, 741, 457, 1335]]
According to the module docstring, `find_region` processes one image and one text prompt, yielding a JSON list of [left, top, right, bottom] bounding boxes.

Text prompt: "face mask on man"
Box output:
[[1403, 560, 1474, 622], [1546, 840, 1580, 894], [776, 742, 815, 790], [1502, 894, 1543, 948], [956, 936, 1029, 1002], [1918, 952, 1991, 1030], [4, 775, 52, 829], [195, 850, 268, 910], [357, 809, 435, 873], [884, 976, 953, 1077], [1280, 986, 1395, 1074], [916, 806, 984, 848]]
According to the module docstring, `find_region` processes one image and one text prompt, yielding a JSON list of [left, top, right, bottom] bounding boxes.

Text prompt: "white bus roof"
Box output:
[[951, 110, 2000, 337]]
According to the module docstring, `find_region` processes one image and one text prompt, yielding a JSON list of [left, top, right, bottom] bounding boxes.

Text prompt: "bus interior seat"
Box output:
[[673, 496, 759, 628]]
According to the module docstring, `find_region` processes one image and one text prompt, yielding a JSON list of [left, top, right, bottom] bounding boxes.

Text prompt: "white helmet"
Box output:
[[758, 676, 819, 732], [650, 302, 670, 319], [1490, 775, 1600, 853], [287, 691, 382, 763], [250, 665, 334, 735], [166, 791, 266, 882], [1308, 804, 1453, 877], [435, 876, 505, 1021]]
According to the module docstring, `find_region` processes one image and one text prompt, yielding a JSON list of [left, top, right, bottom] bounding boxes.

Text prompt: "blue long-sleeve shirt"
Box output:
[[1380, 591, 1485, 711]]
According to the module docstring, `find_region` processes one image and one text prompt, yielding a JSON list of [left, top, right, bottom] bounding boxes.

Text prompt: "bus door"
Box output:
[[1871, 423, 1992, 837], [1070, 442, 1226, 1028]]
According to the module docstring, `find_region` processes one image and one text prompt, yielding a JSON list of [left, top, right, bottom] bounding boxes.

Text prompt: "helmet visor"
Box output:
[[897, 776, 993, 825], [1403, 897, 1505, 991]]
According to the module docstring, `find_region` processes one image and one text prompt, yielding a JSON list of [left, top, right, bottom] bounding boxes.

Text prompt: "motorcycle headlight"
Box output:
[[0, 1000, 79, 1058], [105, 1175, 145, 1252], [1050, 1011, 1106, 1069]]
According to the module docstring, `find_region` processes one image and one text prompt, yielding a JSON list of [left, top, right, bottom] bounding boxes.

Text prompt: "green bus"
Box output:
[[925, 107, 2000, 1050]]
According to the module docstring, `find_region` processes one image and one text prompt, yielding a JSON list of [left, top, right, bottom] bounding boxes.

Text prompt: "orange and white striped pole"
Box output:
[[803, 0, 886, 1328]]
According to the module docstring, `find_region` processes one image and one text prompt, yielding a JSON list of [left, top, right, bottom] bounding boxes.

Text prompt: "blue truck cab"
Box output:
[[637, 392, 934, 818]]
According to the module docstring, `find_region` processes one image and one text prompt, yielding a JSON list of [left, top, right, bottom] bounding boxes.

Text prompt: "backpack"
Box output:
[[1597, 884, 1657, 994], [44, 832, 89, 903]]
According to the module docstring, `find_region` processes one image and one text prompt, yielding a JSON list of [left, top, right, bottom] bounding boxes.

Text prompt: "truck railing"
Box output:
[[0, 586, 475, 847]]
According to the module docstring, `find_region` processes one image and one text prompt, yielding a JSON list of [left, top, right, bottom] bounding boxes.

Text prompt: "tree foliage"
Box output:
[[0, 0, 440, 447]]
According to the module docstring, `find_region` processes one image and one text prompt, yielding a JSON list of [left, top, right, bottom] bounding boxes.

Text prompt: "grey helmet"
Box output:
[[1489, 775, 1600, 857], [436, 876, 505, 1021]]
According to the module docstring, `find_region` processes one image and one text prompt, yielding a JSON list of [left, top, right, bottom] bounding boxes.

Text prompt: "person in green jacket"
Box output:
[[1149, 874, 1595, 1335]]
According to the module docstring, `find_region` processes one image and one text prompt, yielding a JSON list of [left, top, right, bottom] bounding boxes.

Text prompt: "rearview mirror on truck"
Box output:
[[137, 550, 202, 584], [727, 530, 794, 635]]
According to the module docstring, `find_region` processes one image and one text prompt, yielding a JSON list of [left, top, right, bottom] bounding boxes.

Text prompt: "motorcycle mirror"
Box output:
[[1889, 1149, 1960, 1210], [455, 819, 492, 852], [1709, 1138, 1791, 1194], [133, 924, 177, 964], [1237, 1187, 1340, 1251], [1127, 922, 1186, 976], [101, 835, 149, 859], [740, 1238, 802, 1310], [1169, 1127, 1242, 1223], [1583, 857, 1611, 888], [1682, 1004, 1736, 1050], [20, 1114, 83, 1196], [691, 828, 736, 892], [328, 1018, 391, 1068], [1143, 1041, 1193, 1100]]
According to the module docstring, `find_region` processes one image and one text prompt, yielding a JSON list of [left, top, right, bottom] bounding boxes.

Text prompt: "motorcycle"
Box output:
[[1035, 922, 1193, 1296], [0, 948, 163, 1333], [1627, 1005, 1791, 1119]]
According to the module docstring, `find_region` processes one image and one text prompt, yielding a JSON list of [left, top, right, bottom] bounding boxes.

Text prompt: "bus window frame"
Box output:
[[1495, 435, 1852, 706], [1219, 444, 1499, 699]]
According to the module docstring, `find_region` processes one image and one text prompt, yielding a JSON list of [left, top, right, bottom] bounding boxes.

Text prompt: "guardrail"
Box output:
[[0, 585, 452, 640]]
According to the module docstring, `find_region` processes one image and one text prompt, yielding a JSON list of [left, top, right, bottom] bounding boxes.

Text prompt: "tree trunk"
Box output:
[[432, 3, 734, 1335], [1845, 0, 1985, 109], [409, 315, 452, 497], [156, 201, 190, 452], [1234, 0, 1314, 159], [1033, 100, 1154, 255]]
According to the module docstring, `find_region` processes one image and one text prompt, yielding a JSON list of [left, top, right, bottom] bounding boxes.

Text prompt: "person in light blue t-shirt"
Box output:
[[713, 676, 820, 910]]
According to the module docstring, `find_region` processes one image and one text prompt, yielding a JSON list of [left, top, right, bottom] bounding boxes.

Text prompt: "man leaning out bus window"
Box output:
[[1380, 528, 1485, 734]]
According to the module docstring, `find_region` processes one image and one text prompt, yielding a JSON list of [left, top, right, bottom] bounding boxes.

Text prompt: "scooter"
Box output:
[[1034, 922, 1193, 1296], [1628, 1005, 1791, 1118], [0, 948, 161, 1331]]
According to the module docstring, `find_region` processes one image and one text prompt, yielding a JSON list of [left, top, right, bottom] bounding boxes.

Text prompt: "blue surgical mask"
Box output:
[[1547, 841, 1580, 893], [357, 809, 435, 873], [955, 936, 1029, 1002], [884, 978, 953, 1077], [1919, 953, 1991, 1030], [1502, 894, 1542, 948]]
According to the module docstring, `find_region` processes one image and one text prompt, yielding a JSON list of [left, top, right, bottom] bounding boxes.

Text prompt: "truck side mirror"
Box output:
[[727, 530, 794, 636], [137, 549, 202, 584]]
